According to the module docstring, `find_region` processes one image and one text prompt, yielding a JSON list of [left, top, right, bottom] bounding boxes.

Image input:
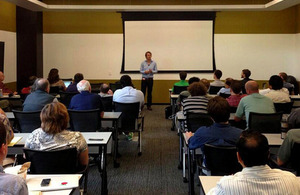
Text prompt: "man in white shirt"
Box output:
[[207, 130, 300, 195], [113, 75, 144, 111]]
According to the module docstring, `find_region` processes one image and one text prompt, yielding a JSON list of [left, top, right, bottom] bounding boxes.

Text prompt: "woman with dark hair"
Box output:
[[287, 75, 299, 95], [25, 102, 89, 166], [47, 68, 66, 91]]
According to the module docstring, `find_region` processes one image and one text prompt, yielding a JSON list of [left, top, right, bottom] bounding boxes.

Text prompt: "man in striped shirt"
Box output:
[[207, 130, 300, 195]]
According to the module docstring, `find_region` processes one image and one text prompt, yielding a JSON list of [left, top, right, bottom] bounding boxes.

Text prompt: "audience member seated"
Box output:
[[0, 121, 28, 194], [23, 78, 56, 111], [207, 130, 300, 195], [226, 80, 246, 107], [21, 76, 37, 94], [277, 129, 300, 167], [210, 69, 224, 87], [69, 80, 104, 117], [176, 77, 200, 106], [0, 108, 13, 144], [47, 68, 66, 91], [261, 75, 290, 103], [25, 102, 89, 167], [201, 78, 213, 100], [66, 73, 84, 93], [185, 96, 243, 151], [0, 71, 17, 95], [287, 75, 299, 95], [172, 71, 189, 92], [235, 81, 275, 126], [240, 69, 252, 94], [99, 83, 113, 97], [113, 75, 144, 111], [279, 72, 294, 95], [182, 82, 209, 131], [287, 108, 300, 129], [217, 77, 233, 96]]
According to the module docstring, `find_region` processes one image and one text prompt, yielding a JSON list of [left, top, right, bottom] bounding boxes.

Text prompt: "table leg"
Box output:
[[98, 145, 108, 195], [113, 119, 120, 168], [171, 98, 176, 131], [188, 147, 195, 195]]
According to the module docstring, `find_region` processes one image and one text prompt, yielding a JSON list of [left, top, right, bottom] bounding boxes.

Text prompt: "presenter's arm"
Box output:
[[152, 62, 158, 73], [140, 63, 146, 74]]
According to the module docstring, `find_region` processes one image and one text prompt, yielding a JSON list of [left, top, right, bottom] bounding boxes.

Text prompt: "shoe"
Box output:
[[147, 106, 152, 111]]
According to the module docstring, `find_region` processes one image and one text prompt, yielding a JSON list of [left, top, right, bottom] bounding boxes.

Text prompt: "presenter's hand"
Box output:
[[145, 70, 150, 74], [149, 69, 152, 73]]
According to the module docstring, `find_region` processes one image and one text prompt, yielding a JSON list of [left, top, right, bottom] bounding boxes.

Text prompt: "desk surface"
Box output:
[[12, 132, 112, 146], [6, 111, 121, 120], [183, 133, 283, 146], [27, 174, 82, 192]]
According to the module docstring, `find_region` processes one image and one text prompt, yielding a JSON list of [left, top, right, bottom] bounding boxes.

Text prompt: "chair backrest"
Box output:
[[230, 106, 237, 113], [179, 94, 189, 104], [248, 112, 283, 133], [59, 92, 79, 108], [13, 110, 41, 133], [291, 142, 300, 176], [114, 102, 139, 131], [68, 109, 101, 132], [49, 86, 60, 95], [23, 147, 78, 174], [204, 144, 242, 176], [110, 82, 122, 92], [90, 83, 102, 94], [101, 96, 113, 111], [173, 86, 188, 94], [209, 86, 223, 95], [219, 93, 231, 99], [186, 112, 213, 133], [274, 101, 294, 114]]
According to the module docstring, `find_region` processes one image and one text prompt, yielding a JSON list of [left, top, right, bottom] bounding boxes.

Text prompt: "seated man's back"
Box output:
[[23, 78, 55, 111]]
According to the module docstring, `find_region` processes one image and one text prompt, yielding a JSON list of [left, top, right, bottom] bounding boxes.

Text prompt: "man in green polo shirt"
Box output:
[[172, 71, 189, 92], [234, 80, 275, 126]]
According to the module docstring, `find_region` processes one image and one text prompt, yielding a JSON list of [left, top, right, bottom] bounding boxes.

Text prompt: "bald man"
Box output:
[[234, 81, 275, 126], [23, 78, 56, 111]]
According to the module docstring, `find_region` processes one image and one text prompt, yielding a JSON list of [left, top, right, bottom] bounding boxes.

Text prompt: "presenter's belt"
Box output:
[[142, 78, 153, 80]]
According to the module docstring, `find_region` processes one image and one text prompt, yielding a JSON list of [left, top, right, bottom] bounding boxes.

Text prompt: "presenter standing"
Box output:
[[140, 51, 158, 110]]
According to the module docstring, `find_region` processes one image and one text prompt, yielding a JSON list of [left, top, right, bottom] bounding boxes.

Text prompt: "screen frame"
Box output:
[[121, 11, 216, 74]]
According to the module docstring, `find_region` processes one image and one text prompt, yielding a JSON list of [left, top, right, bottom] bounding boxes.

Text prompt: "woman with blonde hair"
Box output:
[[25, 102, 88, 166]]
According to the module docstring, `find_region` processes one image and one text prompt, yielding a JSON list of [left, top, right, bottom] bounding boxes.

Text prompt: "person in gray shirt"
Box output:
[[0, 121, 28, 195]]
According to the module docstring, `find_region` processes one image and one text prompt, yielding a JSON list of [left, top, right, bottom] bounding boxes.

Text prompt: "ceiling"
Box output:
[[4, 0, 300, 11]]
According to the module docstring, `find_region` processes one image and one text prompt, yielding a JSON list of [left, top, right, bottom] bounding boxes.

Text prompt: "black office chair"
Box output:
[[23, 147, 88, 192], [173, 86, 188, 94], [68, 109, 102, 132], [198, 144, 242, 176], [114, 102, 144, 156], [274, 101, 294, 114], [291, 142, 300, 176], [186, 112, 213, 133], [12, 110, 41, 133], [109, 82, 122, 92], [59, 92, 79, 108], [208, 86, 223, 95], [219, 93, 231, 99], [49, 86, 60, 95], [101, 96, 113, 111], [248, 112, 283, 133], [90, 83, 102, 94]]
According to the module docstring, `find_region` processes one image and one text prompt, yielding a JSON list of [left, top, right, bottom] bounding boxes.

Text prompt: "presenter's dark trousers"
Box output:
[[141, 78, 153, 108]]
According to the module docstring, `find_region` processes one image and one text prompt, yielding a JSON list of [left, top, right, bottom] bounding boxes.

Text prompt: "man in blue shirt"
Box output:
[[66, 73, 84, 93], [69, 80, 104, 117], [185, 96, 243, 150], [140, 51, 158, 110]]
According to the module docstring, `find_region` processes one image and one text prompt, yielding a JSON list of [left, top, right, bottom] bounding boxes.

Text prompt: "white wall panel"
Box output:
[[0, 30, 16, 82], [43, 33, 298, 80]]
